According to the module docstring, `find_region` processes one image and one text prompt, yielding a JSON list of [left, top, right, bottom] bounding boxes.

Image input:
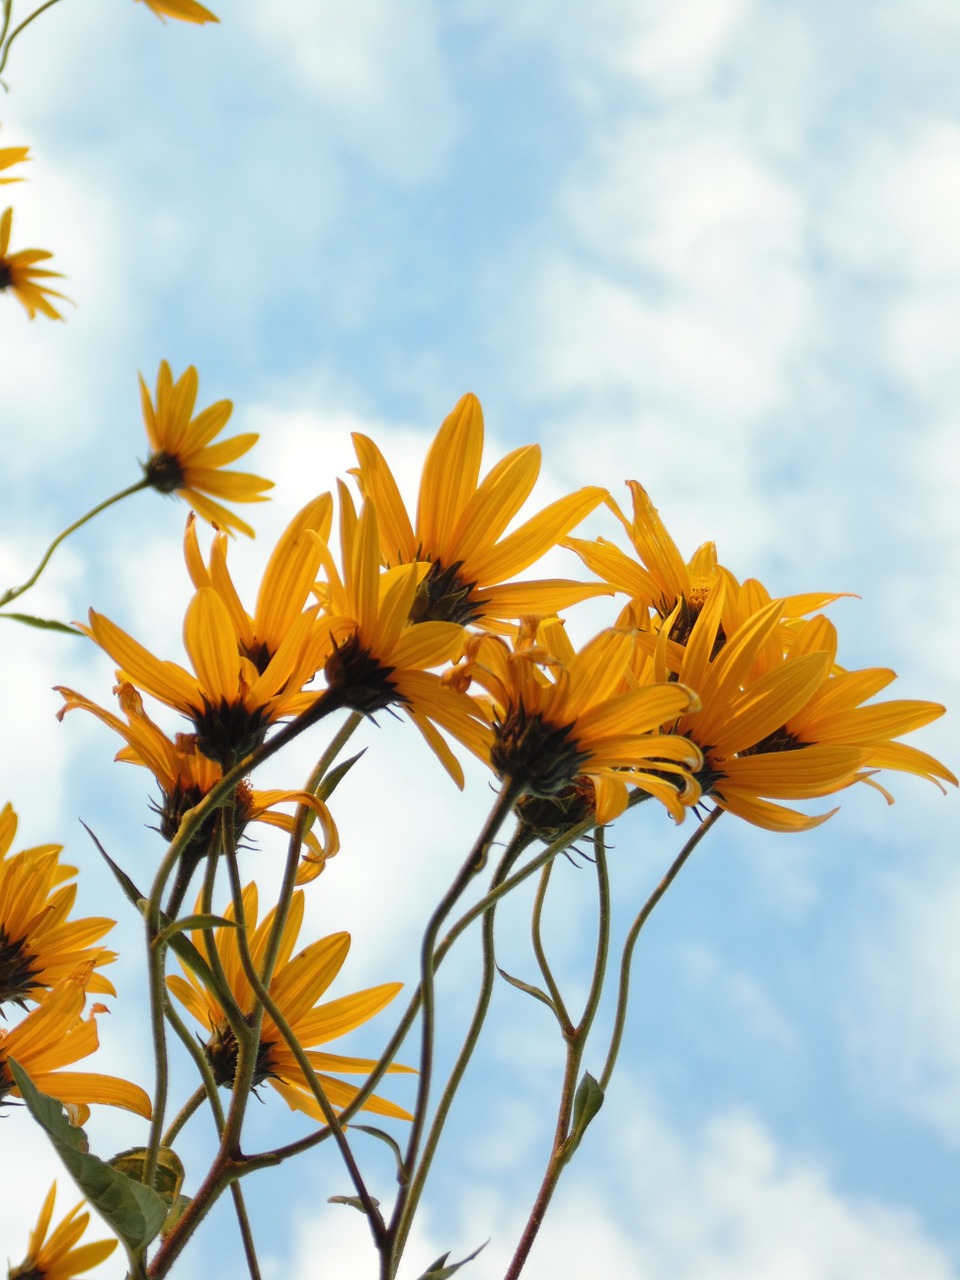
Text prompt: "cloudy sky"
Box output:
[[2, 2, 959, 1277]]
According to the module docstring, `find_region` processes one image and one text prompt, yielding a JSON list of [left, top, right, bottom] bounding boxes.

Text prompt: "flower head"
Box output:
[[648, 582, 957, 831], [0, 969, 151, 1126], [1, 803, 116, 1011], [9, 1183, 117, 1280], [167, 883, 412, 1122], [462, 619, 703, 824], [134, 0, 219, 22], [0, 207, 70, 321], [140, 361, 272, 537], [351, 394, 609, 628]]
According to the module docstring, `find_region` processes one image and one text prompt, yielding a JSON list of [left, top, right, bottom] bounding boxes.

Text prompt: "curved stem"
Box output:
[[0, 478, 149, 608], [530, 861, 572, 1033], [0, 0, 65, 75], [599, 805, 722, 1091], [160, 1086, 206, 1150]]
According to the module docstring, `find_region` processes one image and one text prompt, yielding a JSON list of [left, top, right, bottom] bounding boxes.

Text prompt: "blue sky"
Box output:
[[2, 3, 959, 1277]]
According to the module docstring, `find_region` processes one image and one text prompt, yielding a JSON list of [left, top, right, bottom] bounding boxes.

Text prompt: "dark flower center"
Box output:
[[410, 558, 488, 625], [0, 929, 39, 1012], [491, 704, 591, 798], [516, 778, 597, 841], [143, 449, 186, 494], [323, 632, 403, 715], [0, 263, 13, 291], [206, 1016, 275, 1090], [193, 698, 272, 768]]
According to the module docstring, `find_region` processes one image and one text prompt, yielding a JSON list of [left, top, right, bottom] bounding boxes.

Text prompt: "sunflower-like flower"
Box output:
[[568, 480, 845, 645], [1, 803, 116, 1011], [55, 683, 338, 885], [0, 968, 151, 1126], [82, 569, 329, 767], [0, 207, 70, 321], [9, 1182, 117, 1280], [167, 883, 412, 1122], [351, 393, 609, 629], [461, 618, 703, 824], [140, 361, 272, 537], [134, 0, 219, 23], [0, 144, 30, 184], [646, 582, 957, 831], [313, 488, 491, 785]]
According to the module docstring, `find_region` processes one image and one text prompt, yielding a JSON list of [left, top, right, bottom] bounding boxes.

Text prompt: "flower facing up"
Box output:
[[0, 143, 30, 184], [0, 967, 151, 1126], [646, 582, 957, 831], [351, 393, 609, 629], [0, 207, 70, 321], [83, 573, 328, 767], [134, 0, 219, 23], [9, 1182, 117, 1280], [140, 361, 272, 537], [0, 803, 116, 1011], [462, 618, 703, 824], [313, 487, 491, 785], [56, 683, 338, 883], [167, 883, 412, 1122]]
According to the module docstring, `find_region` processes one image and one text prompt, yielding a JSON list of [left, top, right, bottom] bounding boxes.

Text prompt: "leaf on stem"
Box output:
[[495, 964, 558, 1016], [415, 1242, 488, 1279], [328, 1194, 381, 1213], [7, 1059, 167, 1252], [0, 611, 81, 634], [109, 1146, 185, 1208], [351, 1123, 408, 1184], [561, 1070, 604, 1160]]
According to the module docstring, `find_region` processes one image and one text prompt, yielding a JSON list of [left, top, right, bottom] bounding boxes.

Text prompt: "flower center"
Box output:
[[323, 632, 403, 715], [143, 449, 187, 494], [0, 930, 39, 1010], [491, 704, 591, 797], [0, 263, 13, 291], [192, 698, 271, 768], [410, 558, 488, 625], [206, 1017, 276, 1090]]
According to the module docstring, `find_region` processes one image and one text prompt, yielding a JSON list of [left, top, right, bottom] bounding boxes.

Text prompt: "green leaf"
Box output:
[[81, 822, 145, 909], [415, 1242, 488, 1279], [352, 1124, 408, 1184], [495, 965, 557, 1015], [0, 611, 81, 635], [328, 1194, 381, 1213], [562, 1071, 604, 1160], [316, 750, 365, 802], [8, 1059, 167, 1251]]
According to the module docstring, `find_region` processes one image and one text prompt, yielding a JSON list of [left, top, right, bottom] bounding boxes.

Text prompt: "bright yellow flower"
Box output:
[[0, 207, 70, 321], [167, 883, 412, 1122], [648, 583, 957, 831], [0, 144, 30, 184], [462, 619, 702, 824], [134, 0, 219, 23], [140, 361, 272, 537], [9, 1183, 117, 1280], [0, 803, 115, 1009], [313, 488, 491, 786], [568, 480, 844, 643], [351, 394, 609, 628], [55, 683, 338, 884], [0, 969, 151, 1126], [83, 575, 327, 767]]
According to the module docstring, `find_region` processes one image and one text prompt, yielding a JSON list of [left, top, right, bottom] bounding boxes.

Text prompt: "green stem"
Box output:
[[531, 861, 572, 1033], [381, 779, 524, 1280], [0, 478, 149, 608], [0, 0, 65, 75], [599, 806, 722, 1091], [160, 1086, 206, 1150]]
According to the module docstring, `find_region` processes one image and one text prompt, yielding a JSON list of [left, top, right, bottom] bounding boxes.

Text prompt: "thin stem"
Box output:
[[530, 861, 572, 1033], [599, 805, 722, 1091], [160, 1087, 206, 1149], [230, 1181, 262, 1280], [0, 0, 64, 75], [0, 478, 150, 608], [381, 779, 524, 1280]]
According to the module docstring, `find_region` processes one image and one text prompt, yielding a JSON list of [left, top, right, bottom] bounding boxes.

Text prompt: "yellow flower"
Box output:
[[351, 393, 609, 628], [462, 619, 703, 824], [83, 571, 327, 767], [134, 0, 218, 23], [568, 480, 844, 643], [649, 583, 957, 831], [0, 207, 70, 321], [56, 682, 338, 884], [314, 488, 491, 785], [140, 361, 272, 537], [0, 803, 116, 1009], [0, 144, 30, 184], [0, 969, 152, 1126], [167, 883, 412, 1122], [9, 1183, 117, 1280]]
